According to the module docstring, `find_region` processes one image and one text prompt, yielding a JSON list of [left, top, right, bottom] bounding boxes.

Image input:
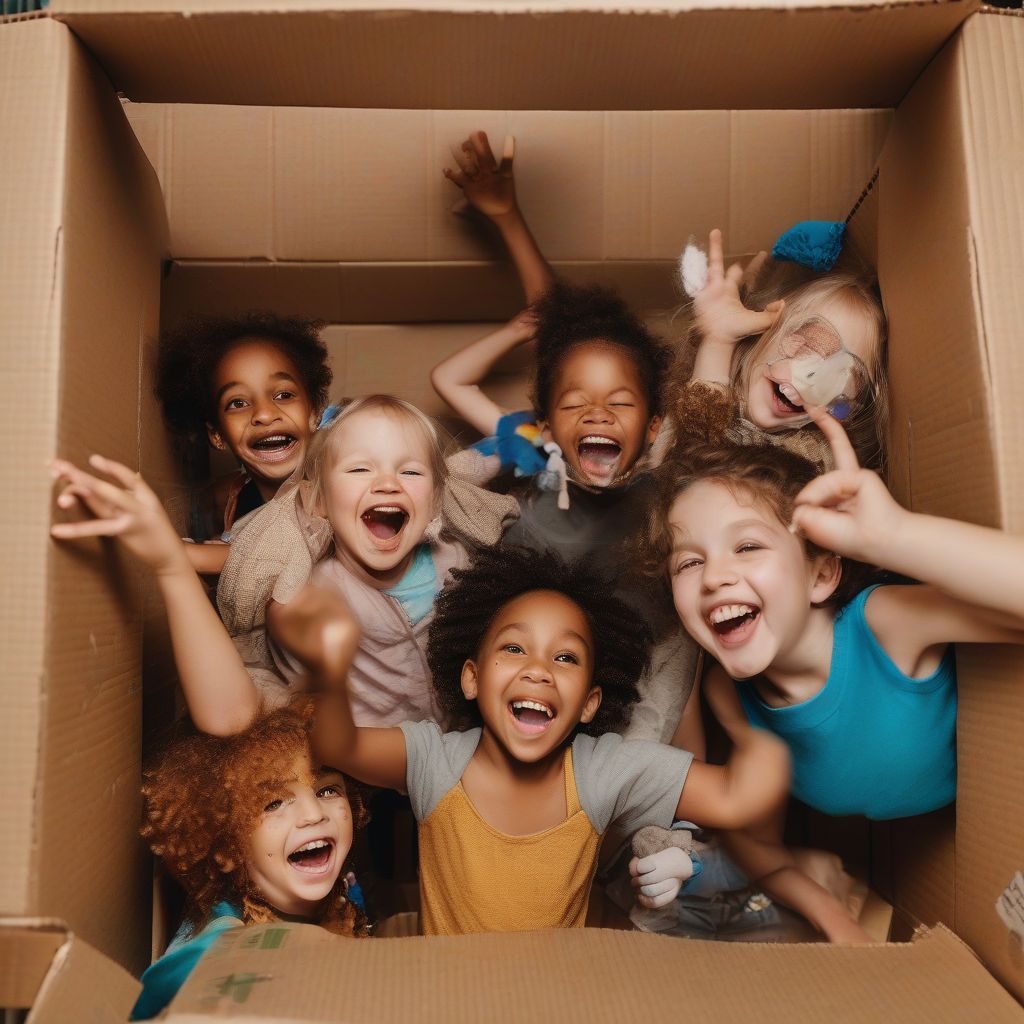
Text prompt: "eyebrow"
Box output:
[[215, 370, 300, 403], [670, 519, 779, 551], [494, 622, 593, 654]]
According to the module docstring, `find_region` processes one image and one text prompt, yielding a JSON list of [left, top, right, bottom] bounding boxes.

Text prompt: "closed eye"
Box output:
[[737, 543, 763, 554], [673, 557, 703, 574]]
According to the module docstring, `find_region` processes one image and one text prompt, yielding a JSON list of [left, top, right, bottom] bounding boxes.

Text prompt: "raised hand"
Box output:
[[50, 455, 187, 576], [443, 131, 518, 220], [790, 406, 906, 564]]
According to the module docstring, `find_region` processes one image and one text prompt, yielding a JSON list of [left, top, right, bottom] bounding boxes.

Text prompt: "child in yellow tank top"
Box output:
[[304, 546, 790, 936]]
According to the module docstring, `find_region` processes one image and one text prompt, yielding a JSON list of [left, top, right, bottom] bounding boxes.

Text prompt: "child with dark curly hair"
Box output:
[[156, 312, 332, 574], [131, 699, 367, 1020], [308, 545, 789, 936]]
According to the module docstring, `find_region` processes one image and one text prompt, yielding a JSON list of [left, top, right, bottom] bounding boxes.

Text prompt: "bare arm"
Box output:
[[444, 131, 554, 305], [268, 585, 408, 791], [183, 539, 231, 577], [50, 457, 258, 735], [430, 310, 536, 436]]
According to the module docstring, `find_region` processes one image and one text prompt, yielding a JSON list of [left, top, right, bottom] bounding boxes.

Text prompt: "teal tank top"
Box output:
[[735, 585, 957, 820]]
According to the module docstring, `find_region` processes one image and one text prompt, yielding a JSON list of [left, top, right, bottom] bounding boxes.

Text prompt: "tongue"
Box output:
[[578, 443, 620, 475], [714, 611, 757, 635], [515, 707, 550, 726], [289, 846, 331, 868], [362, 511, 404, 539]]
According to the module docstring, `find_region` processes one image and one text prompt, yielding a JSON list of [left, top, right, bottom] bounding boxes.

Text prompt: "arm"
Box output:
[[794, 409, 1024, 655], [690, 229, 785, 387], [702, 663, 870, 942], [430, 310, 536, 436], [50, 456, 259, 735], [267, 586, 408, 792], [444, 131, 554, 304], [183, 539, 231, 577]]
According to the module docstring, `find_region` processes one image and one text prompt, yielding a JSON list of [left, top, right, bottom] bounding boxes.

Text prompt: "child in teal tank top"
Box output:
[[647, 408, 1024, 943]]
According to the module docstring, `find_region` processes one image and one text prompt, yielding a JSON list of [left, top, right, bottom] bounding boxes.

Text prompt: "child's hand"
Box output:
[[694, 228, 785, 347], [444, 131, 518, 220], [269, 584, 360, 689], [50, 456, 188, 577], [628, 847, 694, 909], [791, 407, 909, 565]]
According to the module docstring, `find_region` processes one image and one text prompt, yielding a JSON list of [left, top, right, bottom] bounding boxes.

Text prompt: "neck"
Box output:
[[474, 725, 568, 785], [251, 474, 280, 504], [758, 605, 836, 704], [332, 543, 417, 591]]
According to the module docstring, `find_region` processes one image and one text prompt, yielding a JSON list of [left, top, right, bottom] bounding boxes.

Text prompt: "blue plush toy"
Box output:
[[771, 220, 846, 273]]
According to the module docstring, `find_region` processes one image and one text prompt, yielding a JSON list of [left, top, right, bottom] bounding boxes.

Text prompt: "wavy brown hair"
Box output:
[[141, 699, 368, 937]]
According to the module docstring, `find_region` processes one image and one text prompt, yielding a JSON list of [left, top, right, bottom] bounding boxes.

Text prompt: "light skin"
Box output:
[[246, 753, 353, 918], [665, 407, 1024, 940], [49, 456, 261, 734], [309, 587, 790, 845], [689, 228, 879, 431]]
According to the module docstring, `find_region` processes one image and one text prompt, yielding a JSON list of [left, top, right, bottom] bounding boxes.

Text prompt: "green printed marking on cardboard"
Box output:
[[214, 972, 271, 1004], [239, 926, 290, 951]]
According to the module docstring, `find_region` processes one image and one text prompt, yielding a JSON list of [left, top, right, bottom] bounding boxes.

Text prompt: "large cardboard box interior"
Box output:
[[2, 3, 1024, 1020]]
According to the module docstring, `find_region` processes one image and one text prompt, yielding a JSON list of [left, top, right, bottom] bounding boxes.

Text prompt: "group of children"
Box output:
[[49, 130, 1024, 1016]]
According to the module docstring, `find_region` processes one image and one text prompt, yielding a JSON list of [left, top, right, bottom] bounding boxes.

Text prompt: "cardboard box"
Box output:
[[2, 0, 1024, 1017]]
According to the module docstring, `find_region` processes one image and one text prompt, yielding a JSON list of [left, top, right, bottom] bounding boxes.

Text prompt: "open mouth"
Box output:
[[576, 435, 622, 481], [360, 504, 409, 547], [248, 433, 299, 463], [287, 838, 335, 874], [707, 603, 761, 644], [772, 382, 805, 415], [509, 698, 556, 735]]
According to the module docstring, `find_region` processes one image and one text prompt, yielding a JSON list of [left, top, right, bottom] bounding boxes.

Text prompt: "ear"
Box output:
[[460, 660, 479, 702], [579, 686, 603, 725], [645, 415, 663, 447], [810, 552, 842, 604], [207, 423, 227, 451]]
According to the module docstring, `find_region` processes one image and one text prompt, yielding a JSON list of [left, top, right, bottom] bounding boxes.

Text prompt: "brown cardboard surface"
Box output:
[[125, 105, 890, 263], [0, 919, 140, 1022], [54, 2, 976, 110], [164, 922, 1021, 1022], [0, 17, 167, 973]]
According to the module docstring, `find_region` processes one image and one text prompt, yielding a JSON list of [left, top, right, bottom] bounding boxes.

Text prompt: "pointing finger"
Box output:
[[806, 405, 860, 472], [707, 228, 724, 281]]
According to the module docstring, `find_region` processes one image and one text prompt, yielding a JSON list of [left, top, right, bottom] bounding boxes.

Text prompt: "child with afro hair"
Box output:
[[309, 544, 789, 937], [132, 699, 367, 1019], [156, 311, 332, 574]]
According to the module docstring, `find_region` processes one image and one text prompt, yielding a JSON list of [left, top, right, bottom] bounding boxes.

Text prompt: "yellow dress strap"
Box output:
[[563, 746, 582, 816]]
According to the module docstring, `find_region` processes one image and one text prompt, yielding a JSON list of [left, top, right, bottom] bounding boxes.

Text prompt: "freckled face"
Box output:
[[245, 754, 353, 919], [461, 590, 602, 764], [542, 342, 661, 488]]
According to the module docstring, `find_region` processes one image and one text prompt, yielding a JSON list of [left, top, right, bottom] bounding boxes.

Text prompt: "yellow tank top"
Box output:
[[417, 748, 601, 935]]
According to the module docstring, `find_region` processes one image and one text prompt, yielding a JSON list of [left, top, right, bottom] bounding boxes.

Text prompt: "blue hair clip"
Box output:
[[771, 220, 846, 273], [317, 403, 343, 429]]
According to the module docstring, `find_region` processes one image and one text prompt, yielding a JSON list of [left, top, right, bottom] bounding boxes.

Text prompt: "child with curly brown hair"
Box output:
[[156, 312, 333, 575], [131, 700, 366, 1020]]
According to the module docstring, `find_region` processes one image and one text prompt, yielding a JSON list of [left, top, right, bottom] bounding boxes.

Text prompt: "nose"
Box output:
[[370, 471, 401, 493], [250, 396, 282, 425], [701, 552, 739, 592], [520, 654, 553, 687], [295, 790, 327, 828], [583, 403, 614, 424]]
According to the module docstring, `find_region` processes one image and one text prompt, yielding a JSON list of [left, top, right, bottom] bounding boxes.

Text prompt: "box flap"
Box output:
[[0, 918, 140, 1022], [165, 922, 1020, 1022], [53, 1, 976, 110]]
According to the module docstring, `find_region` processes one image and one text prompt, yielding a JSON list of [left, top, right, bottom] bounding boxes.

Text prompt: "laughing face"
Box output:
[[667, 480, 839, 682], [542, 342, 661, 488], [742, 296, 878, 431], [208, 338, 318, 499], [461, 590, 602, 764], [245, 754, 353, 919], [321, 407, 437, 587]]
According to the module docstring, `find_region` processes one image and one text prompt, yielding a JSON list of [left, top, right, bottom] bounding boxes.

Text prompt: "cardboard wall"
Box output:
[[878, 12, 1024, 996], [0, 18, 168, 974]]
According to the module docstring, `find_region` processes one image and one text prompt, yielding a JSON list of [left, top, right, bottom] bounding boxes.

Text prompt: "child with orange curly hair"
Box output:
[[131, 700, 367, 1020]]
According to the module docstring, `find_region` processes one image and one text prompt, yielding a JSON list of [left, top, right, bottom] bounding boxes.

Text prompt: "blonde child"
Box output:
[[672, 229, 888, 472], [645, 407, 1024, 941], [130, 701, 366, 1019], [307, 544, 790, 936], [156, 312, 332, 576]]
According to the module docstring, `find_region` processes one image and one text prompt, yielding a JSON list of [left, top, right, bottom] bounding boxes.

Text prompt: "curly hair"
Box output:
[[141, 699, 368, 937], [156, 312, 332, 442], [531, 281, 673, 421], [640, 440, 879, 610], [426, 545, 651, 736]]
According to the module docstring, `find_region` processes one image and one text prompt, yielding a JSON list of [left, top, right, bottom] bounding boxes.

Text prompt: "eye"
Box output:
[[502, 643, 525, 655], [609, 402, 635, 408], [400, 468, 424, 477], [554, 651, 580, 665], [224, 398, 247, 411], [673, 557, 703, 575], [346, 466, 370, 474], [737, 543, 763, 555], [317, 784, 344, 800], [274, 389, 297, 401], [263, 798, 284, 813], [559, 403, 584, 412]]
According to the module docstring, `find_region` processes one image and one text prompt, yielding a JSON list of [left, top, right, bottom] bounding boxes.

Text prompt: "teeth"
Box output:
[[511, 699, 554, 718], [294, 839, 330, 854], [369, 505, 403, 513], [579, 435, 619, 447], [778, 383, 803, 407], [709, 604, 756, 625]]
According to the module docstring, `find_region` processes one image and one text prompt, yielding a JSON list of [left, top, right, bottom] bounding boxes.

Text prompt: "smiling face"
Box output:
[[208, 338, 318, 498], [667, 480, 839, 681], [541, 341, 661, 488], [245, 754, 353, 919], [743, 295, 879, 431], [461, 590, 602, 764], [321, 406, 437, 587]]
